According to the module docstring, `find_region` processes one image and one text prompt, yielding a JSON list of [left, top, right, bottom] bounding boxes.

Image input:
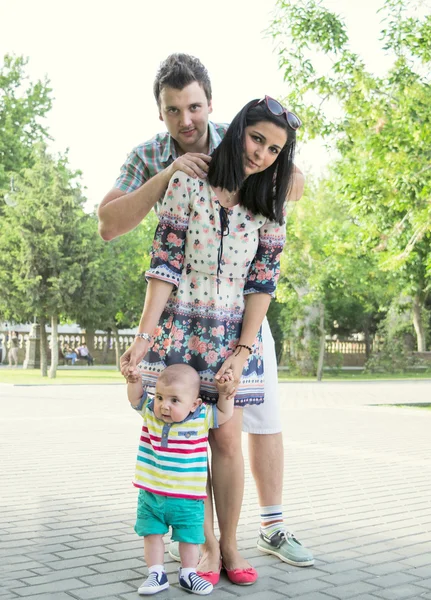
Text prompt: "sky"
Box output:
[[0, 0, 420, 209]]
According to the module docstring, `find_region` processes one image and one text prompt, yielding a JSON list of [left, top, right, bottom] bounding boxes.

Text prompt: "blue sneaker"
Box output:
[[257, 528, 314, 567], [138, 571, 169, 595], [178, 571, 213, 595]]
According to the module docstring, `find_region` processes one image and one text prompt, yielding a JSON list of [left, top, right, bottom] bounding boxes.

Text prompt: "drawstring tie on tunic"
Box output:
[[217, 206, 230, 294]]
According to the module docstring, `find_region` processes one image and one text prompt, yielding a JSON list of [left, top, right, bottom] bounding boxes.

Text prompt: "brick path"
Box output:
[[1, 380, 431, 599]]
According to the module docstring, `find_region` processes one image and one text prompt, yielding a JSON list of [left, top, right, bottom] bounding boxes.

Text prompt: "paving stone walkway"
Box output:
[[1, 380, 430, 599]]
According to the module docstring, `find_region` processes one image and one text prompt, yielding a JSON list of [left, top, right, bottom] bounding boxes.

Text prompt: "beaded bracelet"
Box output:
[[235, 344, 252, 357]]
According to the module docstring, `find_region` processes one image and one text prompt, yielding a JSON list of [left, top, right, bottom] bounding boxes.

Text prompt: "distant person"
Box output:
[[63, 343, 77, 366], [76, 343, 94, 366], [8, 331, 19, 367], [127, 363, 235, 595]]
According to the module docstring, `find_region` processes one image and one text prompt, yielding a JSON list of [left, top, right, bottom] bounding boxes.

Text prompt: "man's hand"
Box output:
[[165, 153, 211, 181], [120, 338, 149, 379]]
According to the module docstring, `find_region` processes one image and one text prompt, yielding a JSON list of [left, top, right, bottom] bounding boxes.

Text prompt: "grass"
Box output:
[[277, 370, 431, 382], [1, 366, 431, 386], [0, 367, 123, 385]]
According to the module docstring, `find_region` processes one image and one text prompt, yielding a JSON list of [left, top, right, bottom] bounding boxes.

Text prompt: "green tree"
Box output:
[[268, 0, 431, 350], [0, 53, 156, 372], [0, 145, 89, 377], [0, 54, 52, 194], [72, 213, 156, 368], [277, 179, 391, 377]]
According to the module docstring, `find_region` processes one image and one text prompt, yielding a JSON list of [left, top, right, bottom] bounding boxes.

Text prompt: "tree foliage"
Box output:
[[276, 179, 393, 373], [0, 54, 156, 372], [0, 145, 86, 319], [73, 212, 156, 333], [269, 0, 431, 350], [0, 144, 92, 376], [0, 54, 52, 194]]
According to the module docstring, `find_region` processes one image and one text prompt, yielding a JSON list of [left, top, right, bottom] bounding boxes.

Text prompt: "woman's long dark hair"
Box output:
[[208, 99, 297, 224]]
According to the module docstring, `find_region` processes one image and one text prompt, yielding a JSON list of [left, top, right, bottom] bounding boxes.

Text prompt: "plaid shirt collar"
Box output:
[[160, 121, 224, 163]]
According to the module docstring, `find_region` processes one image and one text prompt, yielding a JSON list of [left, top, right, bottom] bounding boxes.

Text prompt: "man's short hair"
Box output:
[[153, 53, 212, 106]]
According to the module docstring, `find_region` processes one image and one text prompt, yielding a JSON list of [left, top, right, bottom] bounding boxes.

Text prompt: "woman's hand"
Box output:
[[215, 347, 250, 398], [120, 338, 150, 379]]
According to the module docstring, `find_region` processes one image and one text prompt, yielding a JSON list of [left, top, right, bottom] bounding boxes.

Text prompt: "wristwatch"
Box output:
[[135, 332, 152, 342]]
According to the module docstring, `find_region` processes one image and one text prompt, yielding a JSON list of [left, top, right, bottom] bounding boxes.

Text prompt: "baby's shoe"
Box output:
[[138, 570, 169, 595], [178, 570, 213, 595]]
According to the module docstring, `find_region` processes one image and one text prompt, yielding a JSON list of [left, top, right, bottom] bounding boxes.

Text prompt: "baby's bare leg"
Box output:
[[143, 534, 165, 567], [179, 542, 200, 568]]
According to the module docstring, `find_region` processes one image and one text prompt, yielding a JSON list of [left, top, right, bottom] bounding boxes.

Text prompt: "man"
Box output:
[[98, 53, 314, 578], [76, 342, 94, 366]]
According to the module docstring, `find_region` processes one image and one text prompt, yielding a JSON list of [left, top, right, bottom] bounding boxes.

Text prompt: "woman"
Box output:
[[122, 96, 300, 585], [8, 331, 19, 367], [63, 343, 78, 366]]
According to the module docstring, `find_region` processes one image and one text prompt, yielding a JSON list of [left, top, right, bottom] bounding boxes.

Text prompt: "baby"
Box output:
[[128, 362, 234, 595]]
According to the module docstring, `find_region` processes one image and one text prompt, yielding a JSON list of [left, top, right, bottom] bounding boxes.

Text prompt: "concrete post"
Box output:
[[23, 323, 41, 369]]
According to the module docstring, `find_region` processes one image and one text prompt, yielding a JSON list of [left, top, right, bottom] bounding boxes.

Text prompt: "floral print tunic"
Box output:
[[139, 171, 286, 406]]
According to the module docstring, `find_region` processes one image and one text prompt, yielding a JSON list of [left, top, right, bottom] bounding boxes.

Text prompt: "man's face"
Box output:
[[158, 82, 212, 153]]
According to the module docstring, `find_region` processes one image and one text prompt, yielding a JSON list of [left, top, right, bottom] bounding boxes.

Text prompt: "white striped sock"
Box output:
[[260, 504, 284, 536], [180, 567, 197, 578]]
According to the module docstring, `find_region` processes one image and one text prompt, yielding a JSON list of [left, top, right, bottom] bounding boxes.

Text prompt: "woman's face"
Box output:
[[243, 120, 288, 177]]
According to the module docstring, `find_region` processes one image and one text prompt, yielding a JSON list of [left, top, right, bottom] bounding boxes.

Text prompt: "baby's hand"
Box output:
[[126, 368, 141, 384], [218, 368, 233, 384], [215, 368, 234, 394]]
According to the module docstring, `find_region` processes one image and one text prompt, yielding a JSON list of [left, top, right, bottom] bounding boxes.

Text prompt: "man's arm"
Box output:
[[98, 153, 211, 241], [99, 159, 303, 240], [287, 165, 305, 202], [98, 170, 171, 241]]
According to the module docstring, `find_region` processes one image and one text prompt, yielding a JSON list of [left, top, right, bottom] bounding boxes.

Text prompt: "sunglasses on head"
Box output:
[[256, 96, 302, 131]]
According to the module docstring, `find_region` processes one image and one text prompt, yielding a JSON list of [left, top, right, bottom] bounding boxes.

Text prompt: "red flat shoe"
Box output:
[[197, 560, 222, 585], [223, 564, 258, 585]]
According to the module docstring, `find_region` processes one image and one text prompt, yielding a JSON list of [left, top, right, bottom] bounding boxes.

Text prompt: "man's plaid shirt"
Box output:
[[114, 122, 228, 202]]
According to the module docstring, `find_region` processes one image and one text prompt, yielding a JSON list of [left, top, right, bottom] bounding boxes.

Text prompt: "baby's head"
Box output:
[[154, 363, 202, 423]]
